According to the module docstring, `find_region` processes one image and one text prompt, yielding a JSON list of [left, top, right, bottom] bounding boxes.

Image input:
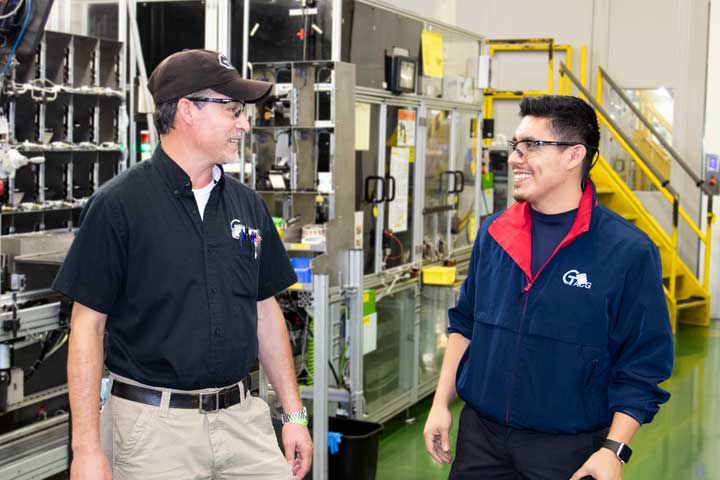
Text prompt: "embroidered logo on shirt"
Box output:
[[230, 219, 244, 239], [562, 270, 592, 289]]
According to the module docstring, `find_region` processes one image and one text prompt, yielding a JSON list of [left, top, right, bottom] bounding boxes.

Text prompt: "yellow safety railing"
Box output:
[[482, 39, 581, 147], [593, 66, 715, 294]]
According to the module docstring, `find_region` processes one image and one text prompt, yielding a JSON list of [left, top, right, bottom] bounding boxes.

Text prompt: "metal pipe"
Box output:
[[312, 273, 329, 480], [118, 0, 129, 171], [374, 103, 387, 273], [564, 46, 572, 95], [347, 250, 365, 418], [127, 0, 158, 146], [704, 211, 715, 290], [242, 0, 250, 77], [598, 67, 712, 196], [412, 104, 428, 264], [447, 111, 457, 255], [331, 0, 342, 62], [547, 39, 554, 94], [669, 196, 679, 306]]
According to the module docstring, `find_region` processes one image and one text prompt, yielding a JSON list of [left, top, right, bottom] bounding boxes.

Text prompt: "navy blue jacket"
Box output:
[[450, 182, 674, 433]]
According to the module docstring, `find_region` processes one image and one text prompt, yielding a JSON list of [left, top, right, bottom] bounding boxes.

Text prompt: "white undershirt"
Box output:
[[193, 165, 222, 220]]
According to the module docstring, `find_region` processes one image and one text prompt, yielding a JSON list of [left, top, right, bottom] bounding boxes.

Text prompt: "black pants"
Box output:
[[449, 405, 610, 480]]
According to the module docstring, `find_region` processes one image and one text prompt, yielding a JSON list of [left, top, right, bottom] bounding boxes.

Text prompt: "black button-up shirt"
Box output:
[[53, 147, 297, 389]]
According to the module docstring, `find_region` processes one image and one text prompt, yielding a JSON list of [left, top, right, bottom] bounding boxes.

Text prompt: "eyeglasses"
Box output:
[[507, 139, 596, 159], [185, 97, 246, 118]]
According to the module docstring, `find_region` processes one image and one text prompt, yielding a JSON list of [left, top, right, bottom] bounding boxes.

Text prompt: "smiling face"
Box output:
[[186, 93, 250, 165], [509, 115, 586, 213]]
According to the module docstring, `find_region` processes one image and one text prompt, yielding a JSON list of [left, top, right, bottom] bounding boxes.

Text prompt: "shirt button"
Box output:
[[215, 328, 222, 335], [211, 288, 217, 294]]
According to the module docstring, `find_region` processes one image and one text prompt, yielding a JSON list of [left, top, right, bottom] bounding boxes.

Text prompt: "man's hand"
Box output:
[[70, 449, 111, 480], [282, 422, 313, 479], [570, 448, 622, 480], [423, 404, 453, 464]]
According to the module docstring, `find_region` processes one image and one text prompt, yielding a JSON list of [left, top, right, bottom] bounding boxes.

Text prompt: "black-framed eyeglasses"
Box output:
[[185, 97, 246, 118], [507, 139, 595, 158]]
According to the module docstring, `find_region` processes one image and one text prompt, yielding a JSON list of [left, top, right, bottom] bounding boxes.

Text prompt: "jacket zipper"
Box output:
[[505, 278, 532, 424]]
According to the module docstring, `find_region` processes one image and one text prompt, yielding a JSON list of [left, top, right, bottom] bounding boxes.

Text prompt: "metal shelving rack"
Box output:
[[2, 31, 126, 235]]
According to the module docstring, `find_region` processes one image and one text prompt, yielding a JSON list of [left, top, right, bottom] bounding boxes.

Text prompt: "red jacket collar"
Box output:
[[488, 180, 597, 281]]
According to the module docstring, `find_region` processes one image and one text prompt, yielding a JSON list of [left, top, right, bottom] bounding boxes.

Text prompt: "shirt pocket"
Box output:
[[223, 236, 259, 299]]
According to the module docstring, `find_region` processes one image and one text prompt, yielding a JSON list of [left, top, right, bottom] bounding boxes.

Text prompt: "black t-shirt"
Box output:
[[53, 147, 297, 389], [530, 208, 578, 276]]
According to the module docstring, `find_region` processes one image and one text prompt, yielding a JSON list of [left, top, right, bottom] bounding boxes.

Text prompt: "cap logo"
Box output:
[[218, 54, 234, 70]]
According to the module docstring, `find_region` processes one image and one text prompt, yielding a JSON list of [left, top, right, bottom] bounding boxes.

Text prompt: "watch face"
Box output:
[[618, 444, 632, 463]]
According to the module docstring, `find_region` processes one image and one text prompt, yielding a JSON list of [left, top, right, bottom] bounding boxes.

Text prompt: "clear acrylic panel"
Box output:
[[452, 111, 478, 250], [424, 109, 451, 260], [363, 286, 416, 416], [383, 105, 416, 268], [601, 86, 674, 194], [418, 285, 455, 387]]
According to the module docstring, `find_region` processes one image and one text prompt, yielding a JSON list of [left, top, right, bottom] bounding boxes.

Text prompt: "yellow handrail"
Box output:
[[593, 66, 713, 292], [596, 113, 706, 242], [487, 42, 573, 96]]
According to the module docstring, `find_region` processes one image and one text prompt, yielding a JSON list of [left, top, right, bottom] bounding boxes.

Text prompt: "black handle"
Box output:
[[454, 170, 465, 193], [364, 176, 386, 204], [386, 176, 396, 202]]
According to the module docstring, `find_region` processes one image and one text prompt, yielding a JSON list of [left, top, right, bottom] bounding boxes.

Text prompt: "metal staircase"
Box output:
[[560, 64, 714, 332]]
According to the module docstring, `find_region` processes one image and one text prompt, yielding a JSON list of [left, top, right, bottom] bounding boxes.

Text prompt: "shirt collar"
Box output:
[[151, 146, 226, 195]]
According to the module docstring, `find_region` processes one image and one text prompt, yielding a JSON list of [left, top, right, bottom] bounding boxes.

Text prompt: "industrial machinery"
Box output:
[[234, 2, 486, 478], [0, 1, 127, 475]]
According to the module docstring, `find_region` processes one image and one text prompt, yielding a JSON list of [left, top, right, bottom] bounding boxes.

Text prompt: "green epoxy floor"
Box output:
[[376, 322, 720, 479]]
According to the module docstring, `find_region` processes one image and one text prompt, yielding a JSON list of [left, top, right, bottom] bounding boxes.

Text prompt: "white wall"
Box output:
[[605, 0, 678, 88], [382, 0, 438, 20], [704, 0, 720, 319]]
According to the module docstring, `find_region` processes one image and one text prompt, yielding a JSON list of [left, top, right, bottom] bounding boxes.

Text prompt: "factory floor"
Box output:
[[376, 322, 720, 480]]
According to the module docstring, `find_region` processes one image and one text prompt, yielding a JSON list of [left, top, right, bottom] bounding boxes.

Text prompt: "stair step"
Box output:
[[676, 296, 707, 310]]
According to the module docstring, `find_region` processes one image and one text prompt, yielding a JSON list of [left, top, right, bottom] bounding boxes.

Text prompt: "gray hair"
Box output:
[[153, 88, 217, 135]]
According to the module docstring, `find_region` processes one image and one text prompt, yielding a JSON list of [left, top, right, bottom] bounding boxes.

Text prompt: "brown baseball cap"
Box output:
[[148, 49, 273, 104]]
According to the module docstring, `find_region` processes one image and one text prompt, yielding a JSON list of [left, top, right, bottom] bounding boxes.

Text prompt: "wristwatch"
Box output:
[[281, 407, 308, 426], [601, 439, 632, 464]]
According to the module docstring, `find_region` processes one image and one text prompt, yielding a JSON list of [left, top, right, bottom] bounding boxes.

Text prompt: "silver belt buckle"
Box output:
[[199, 390, 220, 414]]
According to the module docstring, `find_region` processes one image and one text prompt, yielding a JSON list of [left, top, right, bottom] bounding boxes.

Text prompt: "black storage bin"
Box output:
[[328, 416, 383, 480]]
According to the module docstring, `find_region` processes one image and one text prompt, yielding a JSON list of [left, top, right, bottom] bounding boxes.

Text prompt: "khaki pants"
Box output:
[[100, 374, 293, 480]]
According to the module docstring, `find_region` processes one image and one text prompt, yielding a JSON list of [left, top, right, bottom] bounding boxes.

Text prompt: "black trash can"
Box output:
[[328, 416, 384, 480]]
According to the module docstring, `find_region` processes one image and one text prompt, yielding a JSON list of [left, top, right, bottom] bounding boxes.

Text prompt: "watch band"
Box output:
[[602, 439, 632, 464], [281, 406, 308, 426]]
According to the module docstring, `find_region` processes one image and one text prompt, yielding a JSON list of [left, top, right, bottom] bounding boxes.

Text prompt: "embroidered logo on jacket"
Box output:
[[562, 270, 592, 289]]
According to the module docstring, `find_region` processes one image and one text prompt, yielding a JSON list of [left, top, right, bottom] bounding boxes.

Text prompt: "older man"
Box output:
[[55, 49, 312, 479]]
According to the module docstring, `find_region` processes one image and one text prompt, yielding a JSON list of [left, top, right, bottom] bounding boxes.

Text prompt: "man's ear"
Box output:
[[567, 144, 586, 171], [175, 98, 196, 127]]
